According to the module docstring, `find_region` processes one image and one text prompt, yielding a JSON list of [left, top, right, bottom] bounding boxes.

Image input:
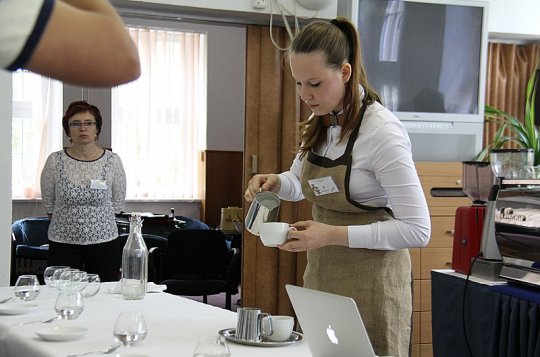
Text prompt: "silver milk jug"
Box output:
[[235, 307, 272, 342], [245, 191, 281, 236]]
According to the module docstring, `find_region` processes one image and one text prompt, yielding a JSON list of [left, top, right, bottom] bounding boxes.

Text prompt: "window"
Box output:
[[11, 26, 208, 201], [112, 27, 207, 200], [12, 70, 63, 199]]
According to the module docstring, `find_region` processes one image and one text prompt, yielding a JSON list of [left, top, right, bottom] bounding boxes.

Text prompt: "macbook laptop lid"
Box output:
[[285, 284, 377, 357]]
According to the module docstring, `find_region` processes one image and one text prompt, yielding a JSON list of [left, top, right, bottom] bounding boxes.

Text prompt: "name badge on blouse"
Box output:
[[308, 176, 339, 196], [90, 179, 107, 190]]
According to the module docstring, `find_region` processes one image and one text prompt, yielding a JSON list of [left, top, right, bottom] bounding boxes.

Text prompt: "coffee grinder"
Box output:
[[451, 161, 495, 275]]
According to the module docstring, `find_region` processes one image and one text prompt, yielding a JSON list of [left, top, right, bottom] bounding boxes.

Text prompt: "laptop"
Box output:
[[285, 284, 377, 357]]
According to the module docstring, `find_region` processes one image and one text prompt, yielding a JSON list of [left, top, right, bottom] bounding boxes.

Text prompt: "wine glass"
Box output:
[[43, 266, 69, 288], [57, 268, 85, 291], [51, 267, 70, 289], [81, 274, 101, 298], [13, 275, 40, 301], [192, 336, 230, 357], [55, 290, 84, 320], [113, 311, 147, 347], [72, 271, 89, 292]]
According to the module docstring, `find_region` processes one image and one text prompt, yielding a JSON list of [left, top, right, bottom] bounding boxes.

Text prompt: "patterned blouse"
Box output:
[[40, 149, 126, 245]]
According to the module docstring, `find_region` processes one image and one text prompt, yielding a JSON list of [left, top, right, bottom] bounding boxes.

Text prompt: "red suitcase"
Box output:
[[451, 205, 485, 275]]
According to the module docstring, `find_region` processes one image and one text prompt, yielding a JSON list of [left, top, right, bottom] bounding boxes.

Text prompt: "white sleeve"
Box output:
[[348, 121, 431, 250], [0, 0, 54, 69], [277, 152, 305, 202]]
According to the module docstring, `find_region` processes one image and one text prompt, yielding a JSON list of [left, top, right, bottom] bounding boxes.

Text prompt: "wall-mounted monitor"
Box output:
[[356, 0, 489, 124]]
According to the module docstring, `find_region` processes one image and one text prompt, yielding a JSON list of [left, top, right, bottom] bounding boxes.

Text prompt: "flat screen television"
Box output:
[[355, 0, 489, 124]]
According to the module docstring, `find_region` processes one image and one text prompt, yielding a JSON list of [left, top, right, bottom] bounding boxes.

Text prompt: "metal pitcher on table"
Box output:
[[235, 307, 272, 342], [245, 191, 281, 236]]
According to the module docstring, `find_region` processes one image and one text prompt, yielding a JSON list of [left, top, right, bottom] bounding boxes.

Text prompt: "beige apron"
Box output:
[[300, 98, 412, 357]]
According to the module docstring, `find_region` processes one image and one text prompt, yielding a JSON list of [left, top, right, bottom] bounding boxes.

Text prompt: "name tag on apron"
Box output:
[[308, 176, 339, 196], [90, 179, 107, 190]]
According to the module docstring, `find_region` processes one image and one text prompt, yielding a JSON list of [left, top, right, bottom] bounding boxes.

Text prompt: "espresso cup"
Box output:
[[263, 315, 294, 342], [259, 222, 293, 247]]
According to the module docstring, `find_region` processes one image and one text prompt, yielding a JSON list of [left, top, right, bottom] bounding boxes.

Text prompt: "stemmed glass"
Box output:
[[13, 275, 40, 301], [57, 269, 88, 292], [43, 266, 69, 288], [192, 336, 230, 357], [54, 290, 84, 320], [113, 311, 147, 347], [51, 267, 70, 289], [72, 271, 89, 292], [81, 274, 101, 298]]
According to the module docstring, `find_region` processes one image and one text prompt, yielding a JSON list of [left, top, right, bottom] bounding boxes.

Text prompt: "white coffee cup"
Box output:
[[263, 315, 294, 342], [258, 222, 293, 247]]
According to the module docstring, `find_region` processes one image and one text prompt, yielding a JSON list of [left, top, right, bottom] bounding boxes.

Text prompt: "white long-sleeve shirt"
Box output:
[[278, 101, 431, 250]]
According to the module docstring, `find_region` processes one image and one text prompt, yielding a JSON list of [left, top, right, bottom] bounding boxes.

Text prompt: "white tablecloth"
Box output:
[[0, 283, 310, 357]]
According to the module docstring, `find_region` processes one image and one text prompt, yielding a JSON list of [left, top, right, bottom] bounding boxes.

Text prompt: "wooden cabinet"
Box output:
[[410, 162, 470, 357]]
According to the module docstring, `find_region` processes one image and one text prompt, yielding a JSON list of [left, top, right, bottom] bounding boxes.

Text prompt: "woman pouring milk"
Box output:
[[245, 17, 431, 357]]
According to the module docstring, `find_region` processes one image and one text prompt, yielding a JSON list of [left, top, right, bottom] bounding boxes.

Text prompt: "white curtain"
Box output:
[[11, 70, 63, 199], [112, 27, 207, 200]]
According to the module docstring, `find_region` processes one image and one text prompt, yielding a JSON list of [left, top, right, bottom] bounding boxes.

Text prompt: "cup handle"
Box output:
[[260, 313, 273, 337]]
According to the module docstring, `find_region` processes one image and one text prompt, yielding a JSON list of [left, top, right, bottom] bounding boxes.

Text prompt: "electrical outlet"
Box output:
[[252, 0, 267, 10]]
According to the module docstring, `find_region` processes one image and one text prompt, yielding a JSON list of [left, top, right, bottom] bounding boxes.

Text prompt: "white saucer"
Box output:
[[0, 303, 39, 315], [35, 326, 87, 342]]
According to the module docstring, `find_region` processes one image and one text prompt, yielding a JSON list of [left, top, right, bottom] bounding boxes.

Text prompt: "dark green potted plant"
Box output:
[[476, 64, 540, 165]]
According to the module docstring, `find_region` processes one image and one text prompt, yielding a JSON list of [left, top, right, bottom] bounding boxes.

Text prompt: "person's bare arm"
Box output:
[[26, 0, 140, 87]]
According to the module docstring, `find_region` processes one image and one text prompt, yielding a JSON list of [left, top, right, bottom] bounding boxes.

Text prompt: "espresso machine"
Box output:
[[476, 148, 540, 287], [493, 180, 540, 286]]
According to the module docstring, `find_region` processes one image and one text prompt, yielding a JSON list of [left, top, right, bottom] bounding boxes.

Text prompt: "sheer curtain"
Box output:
[[112, 27, 207, 199], [11, 70, 63, 199]]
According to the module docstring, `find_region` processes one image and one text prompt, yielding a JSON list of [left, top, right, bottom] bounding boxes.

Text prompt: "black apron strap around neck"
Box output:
[[343, 93, 372, 156]]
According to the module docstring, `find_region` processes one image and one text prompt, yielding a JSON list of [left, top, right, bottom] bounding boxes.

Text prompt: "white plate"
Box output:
[[35, 326, 87, 342], [111, 354, 149, 357], [0, 303, 39, 315]]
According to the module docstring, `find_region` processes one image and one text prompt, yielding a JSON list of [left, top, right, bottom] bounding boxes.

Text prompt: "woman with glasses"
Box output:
[[40, 100, 126, 281]]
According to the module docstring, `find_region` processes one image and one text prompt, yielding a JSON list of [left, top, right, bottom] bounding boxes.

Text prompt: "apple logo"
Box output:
[[326, 324, 339, 345]]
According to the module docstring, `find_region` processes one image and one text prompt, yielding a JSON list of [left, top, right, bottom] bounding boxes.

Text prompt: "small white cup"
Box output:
[[259, 222, 293, 247], [263, 315, 294, 342]]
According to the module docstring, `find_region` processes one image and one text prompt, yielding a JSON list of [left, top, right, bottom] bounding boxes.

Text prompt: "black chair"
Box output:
[[11, 217, 51, 284], [117, 233, 168, 283], [149, 229, 240, 310], [176, 215, 211, 230]]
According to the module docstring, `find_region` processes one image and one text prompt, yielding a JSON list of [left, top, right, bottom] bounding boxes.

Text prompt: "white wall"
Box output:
[[115, 0, 338, 22], [0, 72, 12, 286], [487, 0, 540, 41]]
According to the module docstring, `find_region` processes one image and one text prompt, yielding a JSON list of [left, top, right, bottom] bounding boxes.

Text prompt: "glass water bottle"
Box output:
[[121, 214, 148, 300]]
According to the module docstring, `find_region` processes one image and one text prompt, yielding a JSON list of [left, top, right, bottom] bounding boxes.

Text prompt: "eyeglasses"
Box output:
[[69, 121, 96, 128]]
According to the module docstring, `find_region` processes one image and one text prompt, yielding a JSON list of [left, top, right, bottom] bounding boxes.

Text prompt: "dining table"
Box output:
[[0, 282, 310, 357]]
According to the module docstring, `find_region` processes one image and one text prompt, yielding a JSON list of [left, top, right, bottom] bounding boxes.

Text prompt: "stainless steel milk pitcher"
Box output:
[[245, 191, 281, 236], [235, 307, 272, 342]]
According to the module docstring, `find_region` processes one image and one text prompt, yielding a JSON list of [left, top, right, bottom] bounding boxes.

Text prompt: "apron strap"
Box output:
[[344, 93, 373, 156]]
